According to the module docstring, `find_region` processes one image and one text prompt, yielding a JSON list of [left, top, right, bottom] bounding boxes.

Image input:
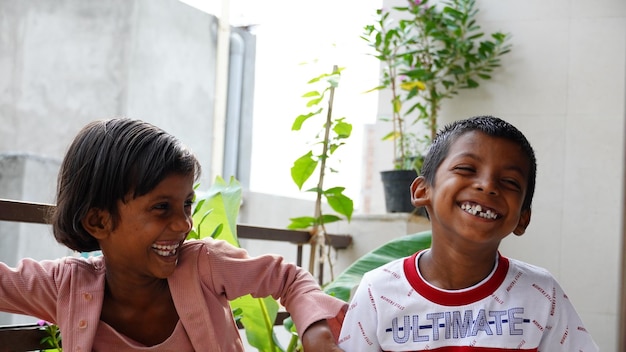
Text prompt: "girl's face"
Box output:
[[98, 173, 195, 281], [414, 131, 531, 251]]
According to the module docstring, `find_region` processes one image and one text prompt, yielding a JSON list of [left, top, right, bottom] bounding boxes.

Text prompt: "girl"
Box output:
[[0, 118, 346, 351]]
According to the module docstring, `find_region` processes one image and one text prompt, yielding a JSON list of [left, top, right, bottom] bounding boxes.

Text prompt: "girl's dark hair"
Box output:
[[420, 115, 537, 210], [51, 118, 201, 252]]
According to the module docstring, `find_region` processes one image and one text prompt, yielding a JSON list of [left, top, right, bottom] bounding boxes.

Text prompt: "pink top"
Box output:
[[93, 320, 193, 351], [0, 238, 347, 351]]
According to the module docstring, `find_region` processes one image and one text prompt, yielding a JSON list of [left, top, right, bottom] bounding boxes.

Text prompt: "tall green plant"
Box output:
[[288, 65, 354, 284], [189, 177, 293, 352], [363, 0, 512, 170]]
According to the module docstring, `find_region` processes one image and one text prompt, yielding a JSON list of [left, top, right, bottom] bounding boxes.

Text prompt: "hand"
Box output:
[[301, 319, 345, 352]]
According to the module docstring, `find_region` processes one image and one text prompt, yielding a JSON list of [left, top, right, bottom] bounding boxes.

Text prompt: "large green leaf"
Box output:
[[191, 176, 241, 246], [324, 231, 432, 302], [290, 151, 318, 190], [232, 295, 283, 352]]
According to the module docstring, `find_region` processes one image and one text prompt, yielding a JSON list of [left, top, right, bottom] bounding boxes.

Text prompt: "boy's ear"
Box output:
[[513, 209, 531, 236], [81, 208, 112, 239], [410, 176, 430, 207]]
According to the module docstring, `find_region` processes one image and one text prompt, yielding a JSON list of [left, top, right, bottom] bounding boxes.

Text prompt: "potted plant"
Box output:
[[362, 0, 512, 213]]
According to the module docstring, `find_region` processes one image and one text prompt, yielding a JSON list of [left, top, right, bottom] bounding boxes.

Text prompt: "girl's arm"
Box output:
[[199, 239, 347, 341]]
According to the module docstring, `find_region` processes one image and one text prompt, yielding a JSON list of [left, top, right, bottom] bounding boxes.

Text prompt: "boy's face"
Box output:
[[412, 131, 531, 249]]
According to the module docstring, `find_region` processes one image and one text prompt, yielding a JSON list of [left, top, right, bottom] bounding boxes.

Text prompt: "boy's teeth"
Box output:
[[461, 203, 498, 219]]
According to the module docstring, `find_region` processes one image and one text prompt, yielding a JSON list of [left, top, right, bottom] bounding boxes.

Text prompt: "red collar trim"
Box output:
[[403, 251, 509, 306]]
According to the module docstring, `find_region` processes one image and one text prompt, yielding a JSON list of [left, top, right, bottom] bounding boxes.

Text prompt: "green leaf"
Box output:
[[290, 152, 318, 190], [325, 192, 354, 221], [302, 90, 320, 98], [324, 231, 432, 302], [230, 295, 283, 352], [191, 176, 241, 247], [306, 97, 323, 108], [333, 121, 352, 139], [287, 216, 317, 229], [291, 111, 318, 131], [466, 78, 479, 88], [319, 214, 342, 225]]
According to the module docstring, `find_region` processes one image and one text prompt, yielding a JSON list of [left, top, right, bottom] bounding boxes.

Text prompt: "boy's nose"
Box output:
[[475, 176, 499, 195]]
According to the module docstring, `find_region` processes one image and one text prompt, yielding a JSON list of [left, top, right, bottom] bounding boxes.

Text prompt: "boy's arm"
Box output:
[[301, 319, 345, 351], [337, 276, 382, 351]]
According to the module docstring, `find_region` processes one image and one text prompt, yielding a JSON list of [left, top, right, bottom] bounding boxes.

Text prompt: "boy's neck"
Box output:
[[418, 247, 499, 290]]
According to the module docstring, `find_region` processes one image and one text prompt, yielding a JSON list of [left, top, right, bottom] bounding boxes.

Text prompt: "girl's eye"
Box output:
[[453, 165, 475, 173], [184, 199, 194, 208], [153, 203, 170, 211]]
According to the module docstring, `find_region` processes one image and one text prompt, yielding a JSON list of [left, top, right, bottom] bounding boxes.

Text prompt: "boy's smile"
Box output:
[[460, 202, 500, 219], [413, 131, 531, 250]]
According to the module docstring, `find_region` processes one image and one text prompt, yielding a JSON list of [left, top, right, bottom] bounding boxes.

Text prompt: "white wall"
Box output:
[[358, 0, 625, 350]]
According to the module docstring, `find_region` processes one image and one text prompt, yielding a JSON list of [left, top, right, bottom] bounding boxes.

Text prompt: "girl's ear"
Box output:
[[410, 176, 430, 207], [81, 208, 112, 239], [513, 209, 532, 236]]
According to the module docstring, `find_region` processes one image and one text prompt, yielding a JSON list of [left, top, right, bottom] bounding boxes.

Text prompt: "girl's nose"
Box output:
[[172, 210, 193, 233]]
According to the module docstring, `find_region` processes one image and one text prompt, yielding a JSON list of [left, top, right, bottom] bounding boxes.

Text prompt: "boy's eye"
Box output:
[[502, 178, 522, 190]]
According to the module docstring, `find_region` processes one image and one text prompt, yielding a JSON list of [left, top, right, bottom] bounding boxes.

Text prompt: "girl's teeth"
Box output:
[[151, 243, 179, 257]]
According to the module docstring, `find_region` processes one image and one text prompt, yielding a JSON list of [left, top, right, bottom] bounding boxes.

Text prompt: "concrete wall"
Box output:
[[360, 1, 625, 350], [0, 0, 220, 324], [0, 0, 217, 188]]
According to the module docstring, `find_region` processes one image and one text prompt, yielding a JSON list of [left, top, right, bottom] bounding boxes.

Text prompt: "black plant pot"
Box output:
[[380, 169, 418, 213]]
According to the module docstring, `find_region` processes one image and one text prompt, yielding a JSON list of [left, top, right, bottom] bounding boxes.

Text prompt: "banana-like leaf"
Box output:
[[232, 295, 283, 352], [191, 176, 241, 246], [324, 231, 432, 302]]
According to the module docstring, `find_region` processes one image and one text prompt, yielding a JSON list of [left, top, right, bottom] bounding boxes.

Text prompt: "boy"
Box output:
[[337, 115, 598, 351]]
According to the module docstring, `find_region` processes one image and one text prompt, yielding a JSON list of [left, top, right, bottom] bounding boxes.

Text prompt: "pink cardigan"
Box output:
[[0, 238, 347, 351]]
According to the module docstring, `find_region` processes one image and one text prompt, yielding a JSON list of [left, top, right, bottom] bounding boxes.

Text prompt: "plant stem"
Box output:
[[308, 65, 338, 285]]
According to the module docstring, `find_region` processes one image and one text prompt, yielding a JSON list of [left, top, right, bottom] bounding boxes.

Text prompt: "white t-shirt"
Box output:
[[337, 250, 598, 351]]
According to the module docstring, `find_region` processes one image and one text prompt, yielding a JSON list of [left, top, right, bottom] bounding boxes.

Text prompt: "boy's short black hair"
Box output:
[[51, 118, 201, 252], [420, 115, 537, 210]]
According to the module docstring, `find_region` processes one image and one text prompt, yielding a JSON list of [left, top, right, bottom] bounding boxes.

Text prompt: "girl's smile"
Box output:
[[90, 172, 195, 281]]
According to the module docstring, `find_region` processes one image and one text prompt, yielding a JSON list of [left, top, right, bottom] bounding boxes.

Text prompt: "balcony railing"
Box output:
[[0, 198, 352, 351]]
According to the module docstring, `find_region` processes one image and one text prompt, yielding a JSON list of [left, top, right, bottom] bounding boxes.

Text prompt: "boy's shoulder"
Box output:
[[500, 255, 569, 295], [505, 256, 556, 281], [361, 254, 410, 282]]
